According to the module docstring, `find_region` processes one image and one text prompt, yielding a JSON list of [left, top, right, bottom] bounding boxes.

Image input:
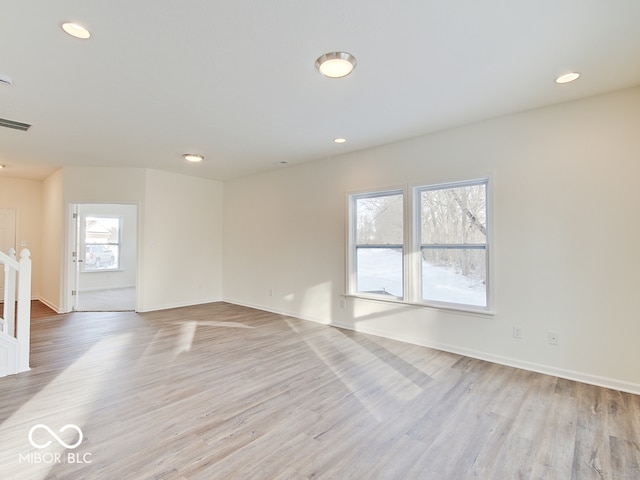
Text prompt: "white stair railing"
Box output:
[[1, 247, 32, 375]]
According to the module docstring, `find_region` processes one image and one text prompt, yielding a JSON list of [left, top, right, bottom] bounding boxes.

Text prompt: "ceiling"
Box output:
[[2, 1, 640, 181]]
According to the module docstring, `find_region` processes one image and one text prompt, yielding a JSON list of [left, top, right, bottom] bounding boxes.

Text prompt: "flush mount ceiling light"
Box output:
[[61, 22, 91, 39], [555, 72, 580, 84], [334, 138, 347, 144], [315, 52, 357, 78], [183, 153, 204, 163]]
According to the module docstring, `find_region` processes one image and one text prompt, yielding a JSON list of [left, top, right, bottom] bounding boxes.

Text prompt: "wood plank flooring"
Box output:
[[1, 301, 639, 479]]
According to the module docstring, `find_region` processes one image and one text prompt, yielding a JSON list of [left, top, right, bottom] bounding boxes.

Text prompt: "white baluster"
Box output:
[[16, 248, 32, 373]]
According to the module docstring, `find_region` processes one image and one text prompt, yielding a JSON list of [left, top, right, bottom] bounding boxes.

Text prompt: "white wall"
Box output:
[[40, 170, 64, 310], [61, 166, 223, 312], [140, 169, 223, 311], [223, 86, 640, 393], [62, 167, 146, 312], [0, 177, 43, 299]]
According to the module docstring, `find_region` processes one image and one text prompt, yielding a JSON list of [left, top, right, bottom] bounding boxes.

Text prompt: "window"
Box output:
[[82, 216, 121, 271], [418, 180, 488, 308], [347, 179, 489, 311], [351, 190, 404, 298]]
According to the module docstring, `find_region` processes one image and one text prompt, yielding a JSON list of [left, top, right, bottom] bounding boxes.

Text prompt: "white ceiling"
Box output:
[[2, 1, 640, 181]]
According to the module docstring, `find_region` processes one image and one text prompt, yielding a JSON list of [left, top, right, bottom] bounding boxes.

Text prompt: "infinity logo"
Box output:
[[28, 424, 84, 449]]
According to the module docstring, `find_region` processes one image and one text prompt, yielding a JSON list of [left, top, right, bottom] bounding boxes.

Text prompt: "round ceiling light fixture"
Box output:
[[61, 22, 91, 39], [315, 52, 357, 78], [334, 138, 347, 144], [183, 153, 204, 163], [555, 72, 580, 84]]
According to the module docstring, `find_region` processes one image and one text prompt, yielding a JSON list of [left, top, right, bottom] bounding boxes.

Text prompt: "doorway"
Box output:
[[71, 204, 137, 311]]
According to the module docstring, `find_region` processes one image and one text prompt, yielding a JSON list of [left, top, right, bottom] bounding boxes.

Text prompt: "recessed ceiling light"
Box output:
[[555, 72, 580, 84], [61, 22, 91, 39], [334, 138, 347, 144], [315, 52, 357, 78], [0, 164, 5, 169], [183, 153, 204, 163]]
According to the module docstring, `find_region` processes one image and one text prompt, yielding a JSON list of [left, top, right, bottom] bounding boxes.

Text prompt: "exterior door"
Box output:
[[0, 208, 17, 300]]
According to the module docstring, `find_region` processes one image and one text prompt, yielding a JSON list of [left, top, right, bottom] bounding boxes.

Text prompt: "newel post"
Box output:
[[16, 248, 32, 373]]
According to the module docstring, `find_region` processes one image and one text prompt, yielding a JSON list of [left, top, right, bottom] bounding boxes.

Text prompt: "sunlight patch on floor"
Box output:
[[283, 318, 422, 422], [0, 333, 134, 480]]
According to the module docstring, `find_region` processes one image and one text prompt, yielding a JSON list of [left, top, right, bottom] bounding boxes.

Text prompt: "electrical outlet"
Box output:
[[512, 325, 522, 339], [548, 331, 560, 345]]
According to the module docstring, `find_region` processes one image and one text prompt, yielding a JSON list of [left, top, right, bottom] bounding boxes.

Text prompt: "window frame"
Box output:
[[347, 187, 406, 301], [414, 178, 490, 311], [346, 178, 492, 314]]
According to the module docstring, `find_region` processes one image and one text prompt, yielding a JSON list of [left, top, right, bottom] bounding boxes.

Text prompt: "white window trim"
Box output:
[[346, 178, 493, 315]]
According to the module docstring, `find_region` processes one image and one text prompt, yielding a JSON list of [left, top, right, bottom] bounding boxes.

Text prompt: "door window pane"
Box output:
[[83, 216, 120, 271]]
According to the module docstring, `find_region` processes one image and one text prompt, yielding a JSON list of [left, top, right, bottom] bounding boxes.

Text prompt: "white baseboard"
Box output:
[[223, 297, 640, 396], [37, 297, 61, 313], [78, 285, 136, 293], [339, 321, 640, 396], [137, 297, 223, 313]]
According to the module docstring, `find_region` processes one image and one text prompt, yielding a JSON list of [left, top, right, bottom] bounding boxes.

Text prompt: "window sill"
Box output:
[[81, 268, 123, 274], [344, 293, 495, 317]]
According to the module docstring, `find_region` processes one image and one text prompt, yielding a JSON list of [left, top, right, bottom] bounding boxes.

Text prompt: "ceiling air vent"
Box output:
[[0, 117, 31, 131]]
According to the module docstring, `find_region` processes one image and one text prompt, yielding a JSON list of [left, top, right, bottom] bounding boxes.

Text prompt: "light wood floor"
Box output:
[[1, 301, 639, 479]]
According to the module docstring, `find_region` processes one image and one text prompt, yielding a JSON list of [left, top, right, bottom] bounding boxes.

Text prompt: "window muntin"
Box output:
[[352, 191, 403, 298], [418, 180, 488, 308]]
